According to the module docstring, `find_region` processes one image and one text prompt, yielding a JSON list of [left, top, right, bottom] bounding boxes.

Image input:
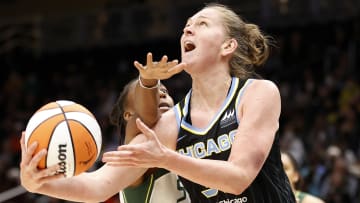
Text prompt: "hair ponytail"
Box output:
[[244, 23, 270, 67], [205, 3, 272, 78]]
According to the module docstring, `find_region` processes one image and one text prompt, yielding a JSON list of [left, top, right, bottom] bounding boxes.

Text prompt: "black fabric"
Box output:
[[175, 77, 295, 203]]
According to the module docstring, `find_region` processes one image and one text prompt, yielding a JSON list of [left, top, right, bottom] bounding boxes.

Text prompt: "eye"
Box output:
[[198, 21, 207, 26], [162, 89, 168, 94], [160, 88, 168, 94]]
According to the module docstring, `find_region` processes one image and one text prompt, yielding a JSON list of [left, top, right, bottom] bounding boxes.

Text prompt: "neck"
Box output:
[[190, 72, 232, 110]]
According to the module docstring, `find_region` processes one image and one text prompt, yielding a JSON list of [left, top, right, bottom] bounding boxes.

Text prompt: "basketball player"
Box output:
[[19, 54, 187, 202], [109, 74, 190, 202], [281, 151, 325, 203], [20, 3, 295, 202], [103, 3, 295, 202]]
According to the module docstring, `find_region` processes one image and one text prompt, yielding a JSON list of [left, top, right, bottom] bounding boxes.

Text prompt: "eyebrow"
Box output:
[[186, 15, 210, 24]]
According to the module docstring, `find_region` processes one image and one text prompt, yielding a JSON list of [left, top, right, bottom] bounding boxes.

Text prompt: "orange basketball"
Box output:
[[24, 100, 102, 177]]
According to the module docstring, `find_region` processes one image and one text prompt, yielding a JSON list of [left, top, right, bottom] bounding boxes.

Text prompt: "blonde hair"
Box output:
[[205, 3, 270, 78]]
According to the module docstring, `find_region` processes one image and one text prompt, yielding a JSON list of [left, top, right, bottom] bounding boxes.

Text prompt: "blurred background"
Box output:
[[0, 0, 359, 202]]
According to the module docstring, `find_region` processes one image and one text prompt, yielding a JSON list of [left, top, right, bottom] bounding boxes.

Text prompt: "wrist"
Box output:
[[161, 147, 176, 169], [138, 76, 160, 89]]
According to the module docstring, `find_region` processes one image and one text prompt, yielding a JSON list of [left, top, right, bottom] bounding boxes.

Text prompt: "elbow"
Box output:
[[232, 186, 246, 195], [221, 176, 250, 195], [225, 184, 247, 195], [221, 166, 254, 195]]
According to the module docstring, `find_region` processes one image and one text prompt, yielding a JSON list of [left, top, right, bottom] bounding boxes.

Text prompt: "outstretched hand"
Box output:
[[134, 52, 186, 80], [102, 118, 170, 169], [20, 132, 63, 193]]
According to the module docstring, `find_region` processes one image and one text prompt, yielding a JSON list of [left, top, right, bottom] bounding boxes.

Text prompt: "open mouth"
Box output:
[[184, 41, 196, 52], [159, 102, 171, 112], [159, 102, 170, 109]]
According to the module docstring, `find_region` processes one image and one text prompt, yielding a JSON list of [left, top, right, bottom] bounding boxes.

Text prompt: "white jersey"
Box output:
[[119, 169, 191, 203]]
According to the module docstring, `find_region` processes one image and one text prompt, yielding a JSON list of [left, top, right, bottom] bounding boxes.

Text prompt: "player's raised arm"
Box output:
[[133, 52, 185, 127]]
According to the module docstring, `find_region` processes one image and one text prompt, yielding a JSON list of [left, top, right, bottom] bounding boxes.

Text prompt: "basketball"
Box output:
[[24, 100, 102, 178]]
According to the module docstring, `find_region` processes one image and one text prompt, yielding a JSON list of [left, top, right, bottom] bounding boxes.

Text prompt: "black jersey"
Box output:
[[174, 77, 295, 203]]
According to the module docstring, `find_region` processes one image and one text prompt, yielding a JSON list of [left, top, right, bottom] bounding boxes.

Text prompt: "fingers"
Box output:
[[20, 132, 26, 159], [20, 141, 38, 168], [34, 169, 64, 185], [168, 62, 186, 75], [32, 164, 60, 179], [102, 150, 139, 167], [133, 61, 144, 71], [47, 164, 61, 175], [40, 164, 61, 178], [135, 53, 176, 71], [39, 173, 65, 183], [28, 149, 47, 169], [103, 151, 126, 162], [104, 150, 134, 157], [146, 52, 153, 66], [134, 53, 182, 80], [159, 55, 168, 66]]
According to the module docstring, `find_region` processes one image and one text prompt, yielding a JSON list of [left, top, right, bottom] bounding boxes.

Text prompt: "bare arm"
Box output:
[[131, 52, 185, 132], [36, 164, 147, 202], [165, 80, 281, 194], [20, 132, 147, 202], [104, 80, 281, 194], [20, 53, 185, 201]]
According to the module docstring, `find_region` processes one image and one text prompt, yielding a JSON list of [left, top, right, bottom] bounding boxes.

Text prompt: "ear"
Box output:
[[293, 172, 300, 184], [221, 38, 238, 57], [123, 111, 133, 121]]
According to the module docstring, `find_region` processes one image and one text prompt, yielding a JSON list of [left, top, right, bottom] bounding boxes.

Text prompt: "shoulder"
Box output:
[[247, 79, 279, 93], [241, 79, 280, 104], [153, 108, 178, 149]]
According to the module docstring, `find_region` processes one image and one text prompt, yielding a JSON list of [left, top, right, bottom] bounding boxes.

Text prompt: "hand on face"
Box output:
[[20, 132, 63, 192], [134, 52, 187, 80], [102, 118, 169, 169]]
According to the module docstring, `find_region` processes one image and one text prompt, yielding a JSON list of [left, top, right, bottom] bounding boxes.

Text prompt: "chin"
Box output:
[[182, 58, 194, 68], [181, 53, 194, 63], [159, 107, 170, 113]]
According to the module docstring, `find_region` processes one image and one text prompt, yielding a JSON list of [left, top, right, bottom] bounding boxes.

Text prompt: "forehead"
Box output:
[[159, 83, 166, 89], [188, 7, 223, 23], [126, 82, 137, 100]]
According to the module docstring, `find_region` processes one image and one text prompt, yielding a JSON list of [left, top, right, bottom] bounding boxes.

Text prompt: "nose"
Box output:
[[159, 90, 167, 99], [183, 25, 193, 36]]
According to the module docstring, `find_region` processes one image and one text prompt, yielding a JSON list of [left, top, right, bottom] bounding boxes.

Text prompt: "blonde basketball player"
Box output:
[[104, 3, 295, 202], [21, 3, 294, 202]]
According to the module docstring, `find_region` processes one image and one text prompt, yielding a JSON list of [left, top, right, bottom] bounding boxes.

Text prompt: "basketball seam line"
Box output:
[[57, 102, 76, 177]]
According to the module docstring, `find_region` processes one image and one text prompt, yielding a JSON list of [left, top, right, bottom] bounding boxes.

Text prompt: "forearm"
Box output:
[[36, 173, 103, 202], [35, 165, 147, 202], [164, 150, 251, 194], [135, 77, 160, 127]]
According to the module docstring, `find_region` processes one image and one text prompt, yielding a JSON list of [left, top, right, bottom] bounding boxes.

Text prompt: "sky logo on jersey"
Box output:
[[220, 108, 236, 128]]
